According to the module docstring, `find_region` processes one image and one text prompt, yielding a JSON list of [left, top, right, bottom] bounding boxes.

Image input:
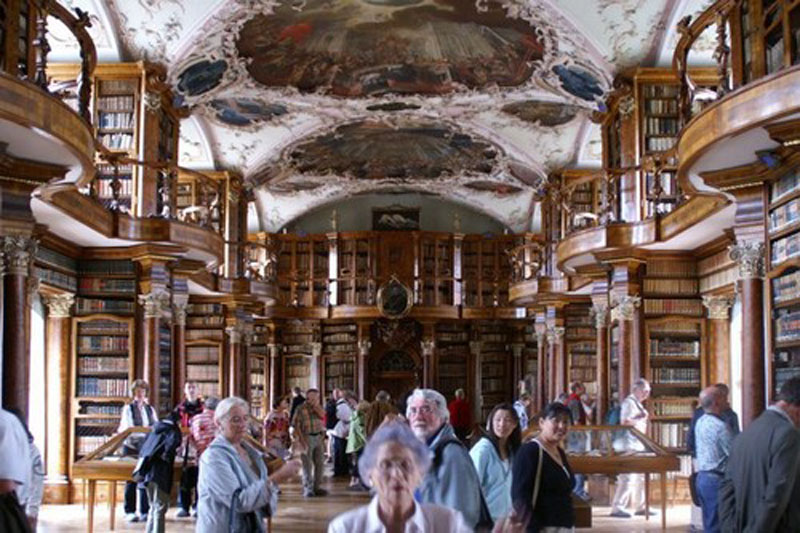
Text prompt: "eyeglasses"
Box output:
[[377, 458, 413, 475], [226, 415, 248, 426], [407, 404, 435, 416]]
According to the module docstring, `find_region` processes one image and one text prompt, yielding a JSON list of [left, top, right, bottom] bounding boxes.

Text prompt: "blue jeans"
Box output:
[[696, 471, 722, 533]]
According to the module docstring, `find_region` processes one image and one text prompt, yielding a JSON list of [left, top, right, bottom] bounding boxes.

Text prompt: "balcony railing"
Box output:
[[2, 0, 97, 124]]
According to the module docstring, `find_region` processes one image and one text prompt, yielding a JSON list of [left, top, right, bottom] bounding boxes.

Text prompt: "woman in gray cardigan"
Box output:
[[196, 397, 300, 533]]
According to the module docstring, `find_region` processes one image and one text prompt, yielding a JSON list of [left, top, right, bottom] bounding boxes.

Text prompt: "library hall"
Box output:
[[1, 0, 800, 532]]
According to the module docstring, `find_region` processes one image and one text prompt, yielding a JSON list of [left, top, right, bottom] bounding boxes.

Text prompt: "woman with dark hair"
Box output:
[[511, 402, 575, 532], [470, 402, 521, 521]]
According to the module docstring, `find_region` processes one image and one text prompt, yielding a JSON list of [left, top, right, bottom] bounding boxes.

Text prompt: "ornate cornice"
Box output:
[[610, 295, 641, 322], [535, 331, 547, 345], [172, 294, 189, 327], [592, 303, 609, 329], [2, 236, 37, 276], [546, 326, 565, 345], [702, 295, 734, 320], [43, 293, 75, 318], [729, 242, 764, 280]]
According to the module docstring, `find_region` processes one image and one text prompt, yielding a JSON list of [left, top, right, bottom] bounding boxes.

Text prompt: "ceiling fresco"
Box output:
[[50, 1, 719, 232], [235, 0, 545, 97]]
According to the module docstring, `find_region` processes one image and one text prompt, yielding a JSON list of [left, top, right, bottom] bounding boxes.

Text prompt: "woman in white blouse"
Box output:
[[328, 421, 471, 533]]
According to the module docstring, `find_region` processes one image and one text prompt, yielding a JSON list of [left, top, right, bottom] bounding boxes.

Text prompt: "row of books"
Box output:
[[322, 323, 357, 333], [643, 299, 704, 316], [186, 330, 223, 341], [325, 362, 354, 377], [569, 342, 596, 354], [77, 356, 128, 373], [187, 303, 224, 314], [645, 117, 681, 136], [97, 163, 133, 176], [698, 248, 734, 275], [566, 315, 592, 327], [481, 363, 507, 378], [569, 368, 596, 382], [480, 334, 507, 343], [651, 421, 689, 449], [651, 368, 700, 384], [186, 316, 225, 327], [774, 269, 800, 302], [94, 178, 133, 200], [76, 377, 129, 396], [652, 400, 694, 417], [322, 333, 356, 343], [481, 378, 506, 393], [250, 373, 265, 387], [97, 95, 135, 111], [78, 320, 129, 335], [771, 169, 800, 202], [769, 198, 800, 233], [98, 111, 135, 129], [645, 99, 678, 114], [186, 364, 218, 381], [647, 260, 697, 278], [567, 327, 594, 338], [78, 403, 123, 416], [771, 232, 800, 265], [775, 309, 800, 342], [79, 278, 136, 293], [285, 362, 310, 378], [323, 345, 355, 355], [77, 298, 135, 314], [75, 435, 112, 457], [78, 260, 135, 276], [34, 267, 77, 291], [650, 339, 700, 357], [643, 84, 680, 98], [186, 347, 219, 362], [36, 246, 77, 273], [700, 267, 737, 293], [99, 79, 137, 93], [775, 350, 800, 364], [643, 278, 698, 295], [99, 132, 135, 150], [649, 321, 700, 335], [645, 137, 677, 153], [196, 382, 220, 399], [78, 336, 129, 352]]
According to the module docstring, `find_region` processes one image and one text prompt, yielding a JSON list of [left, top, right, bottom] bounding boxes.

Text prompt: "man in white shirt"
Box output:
[[611, 378, 652, 518], [0, 408, 32, 532], [331, 390, 353, 477]]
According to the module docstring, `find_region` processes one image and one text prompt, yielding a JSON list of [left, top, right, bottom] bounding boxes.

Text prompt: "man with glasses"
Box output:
[[407, 388, 485, 529]]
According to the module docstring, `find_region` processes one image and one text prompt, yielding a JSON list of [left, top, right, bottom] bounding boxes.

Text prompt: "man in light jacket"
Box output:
[[407, 388, 484, 529]]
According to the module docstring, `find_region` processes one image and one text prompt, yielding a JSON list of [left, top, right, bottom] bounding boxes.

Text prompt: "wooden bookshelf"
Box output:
[[477, 322, 511, 421], [185, 302, 225, 342], [335, 234, 377, 306], [185, 340, 223, 400], [282, 321, 315, 393], [157, 321, 172, 415], [767, 165, 800, 398], [71, 315, 134, 465], [284, 355, 311, 394], [566, 305, 597, 395], [461, 235, 515, 308], [249, 354, 267, 419], [275, 234, 332, 307], [75, 260, 137, 315], [435, 322, 471, 400], [321, 322, 357, 395], [417, 233, 455, 306], [34, 246, 78, 293]]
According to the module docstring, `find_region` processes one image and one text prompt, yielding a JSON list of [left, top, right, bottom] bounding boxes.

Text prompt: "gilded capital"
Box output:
[[592, 304, 609, 329], [310, 342, 323, 358], [43, 293, 75, 318], [729, 242, 764, 280], [358, 339, 372, 356], [702, 295, 734, 320], [546, 326, 565, 345], [172, 295, 189, 327], [535, 331, 546, 345], [268, 343, 282, 359], [421, 339, 435, 357], [469, 340, 482, 356], [138, 290, 170, 319], [2, 236, 37, 276], [511, 343, 524, 358], [610, 295, 641, 322]]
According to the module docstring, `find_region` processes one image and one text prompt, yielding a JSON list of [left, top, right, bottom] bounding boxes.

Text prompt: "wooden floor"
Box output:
[[39, 472, 693, 532]]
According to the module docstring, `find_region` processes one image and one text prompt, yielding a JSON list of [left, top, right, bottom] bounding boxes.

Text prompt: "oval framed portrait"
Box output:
[[376, 277, 413, 319]]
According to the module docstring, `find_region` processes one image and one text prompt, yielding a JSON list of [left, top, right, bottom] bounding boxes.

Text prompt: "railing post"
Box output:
[[33, 1, 50, 90], [714, 9, 731, 97]]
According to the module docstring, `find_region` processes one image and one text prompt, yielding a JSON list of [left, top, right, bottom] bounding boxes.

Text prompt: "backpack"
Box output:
[[431, 436, 494, 532]]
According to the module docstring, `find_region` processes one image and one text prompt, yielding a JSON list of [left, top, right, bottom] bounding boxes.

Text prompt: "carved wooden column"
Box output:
[[511, 343, 525, 396], [611, 295, 640, 397], [546, 326, 566, 399], [268, 343, 281, 409], [225, 322, 249, 399], [421, 338, 435, 389], [2, 236, 37, 418], [703, 295, 734, 386], [310, 342, 322, 390], [593, 303, 610, 423], [357, 339, 371, 399], [535, 327, 547, 412], [138, 290, 169, 409], [171, 295, 188, 405], [470, 340, 482, 423], [42, 293, 74, 503], [730, 242, 765, 425]]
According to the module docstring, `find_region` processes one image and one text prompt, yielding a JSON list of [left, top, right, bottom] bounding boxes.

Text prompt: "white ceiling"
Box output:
[[50, 0, 710, 232]]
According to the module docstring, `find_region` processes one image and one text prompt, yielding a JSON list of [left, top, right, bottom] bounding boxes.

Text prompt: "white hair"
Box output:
[[214, 396, 249, 425], [358, 422, 432, 482], [406, 388, 450, 422]]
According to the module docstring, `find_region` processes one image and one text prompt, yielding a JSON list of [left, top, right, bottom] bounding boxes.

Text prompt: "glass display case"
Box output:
[[524, 425, 680, 529]]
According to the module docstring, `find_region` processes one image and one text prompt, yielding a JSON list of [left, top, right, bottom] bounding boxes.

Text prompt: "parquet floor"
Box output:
[[39, 471, 693, 532]]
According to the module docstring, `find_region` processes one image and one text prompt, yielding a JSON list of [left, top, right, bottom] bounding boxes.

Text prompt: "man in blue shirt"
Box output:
[[695, 386, 735, 533]]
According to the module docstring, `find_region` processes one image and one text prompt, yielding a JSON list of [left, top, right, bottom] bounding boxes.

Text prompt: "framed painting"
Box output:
[[372, 206, 420, 231]]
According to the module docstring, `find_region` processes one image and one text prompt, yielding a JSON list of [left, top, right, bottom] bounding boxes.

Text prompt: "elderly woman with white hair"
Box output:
[[196, 397, 301, 533], [328, 421, 471, 532]]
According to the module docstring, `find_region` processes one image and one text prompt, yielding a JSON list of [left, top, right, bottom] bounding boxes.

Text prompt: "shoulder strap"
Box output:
[[531, 441, 544, 512], [431, 436, 463, 469]]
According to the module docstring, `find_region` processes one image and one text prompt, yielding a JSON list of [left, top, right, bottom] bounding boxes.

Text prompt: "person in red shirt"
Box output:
[[448, 389, 472, 442], [190, 397, 219, 460]]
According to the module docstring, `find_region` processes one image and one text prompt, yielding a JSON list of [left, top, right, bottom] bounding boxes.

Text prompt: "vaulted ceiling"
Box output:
[[50, 0, 716, 232]]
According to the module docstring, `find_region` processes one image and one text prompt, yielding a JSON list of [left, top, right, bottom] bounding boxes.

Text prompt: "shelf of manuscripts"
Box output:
[[250, 354, 267, 419], [185, 341, 222, 399], [185, 302, 225, 342], [34, 246, 77, 293], [323, 356, 355, 397], [95, 77, 139, 153], [697, 245, 737, 294], [157, 321, 172, 415], [321, 322, 357, 356], [477, 322, 511, 420], [75, 260, 137, 316], [523, 325, 538, 397], [71, 315, 134, 463], [284, 355, 311, 394], [768, 165, 800, 397], [566, 306, 596, 395], [435, 322, 471, 400], [643, 258, 703, 317], [418, 234, 454, 306]]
